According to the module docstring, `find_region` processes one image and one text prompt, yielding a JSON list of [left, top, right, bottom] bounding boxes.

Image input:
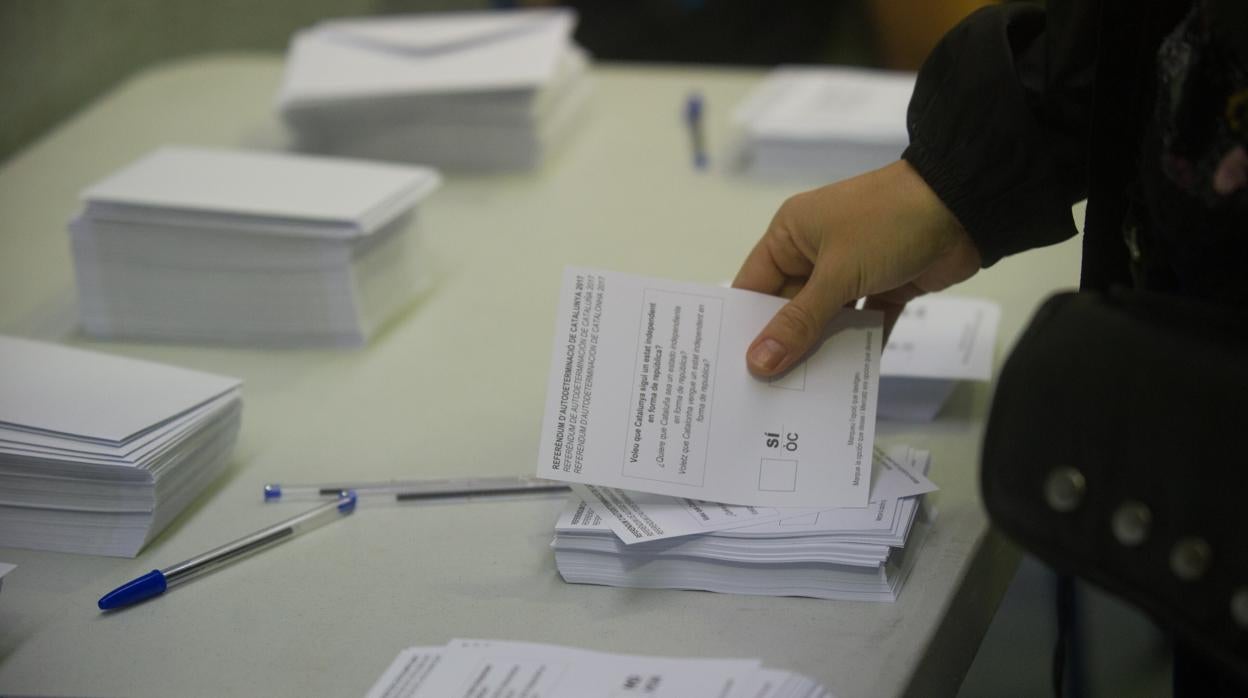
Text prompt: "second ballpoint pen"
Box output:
[[262, 475, 571, 503]]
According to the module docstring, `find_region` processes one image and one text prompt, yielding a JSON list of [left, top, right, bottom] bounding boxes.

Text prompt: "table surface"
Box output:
[[0, 55, 1082, 698]]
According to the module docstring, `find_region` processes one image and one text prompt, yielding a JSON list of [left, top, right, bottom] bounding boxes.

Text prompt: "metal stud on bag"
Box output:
[[1111, 501, 1152, 546], [1232, 588, 1248, 630], [1169, 538, 1212, 582], [1044, 466, 1086, 512]]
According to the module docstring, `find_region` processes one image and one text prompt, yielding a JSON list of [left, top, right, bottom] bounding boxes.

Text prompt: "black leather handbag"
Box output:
[[980, 288, 1248, 685]]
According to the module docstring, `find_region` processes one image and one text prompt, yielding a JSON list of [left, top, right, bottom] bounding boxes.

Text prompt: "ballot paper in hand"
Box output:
[[537, 268, 882, 508], [365, 639, 830, 698], [878, 295, 1001, 421]]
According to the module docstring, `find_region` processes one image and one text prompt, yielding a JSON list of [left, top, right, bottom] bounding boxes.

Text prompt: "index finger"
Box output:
[[732, 237, 790, 295]]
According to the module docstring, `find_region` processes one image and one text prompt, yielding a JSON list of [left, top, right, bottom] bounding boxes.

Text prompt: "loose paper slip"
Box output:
[[0, 562, 14, 593], [565, 445, 937, 544], [881, 295, 999, 381], [538, 268, 882, 508], [878, 295, 1001, 422], [365, 639, 829, 698]]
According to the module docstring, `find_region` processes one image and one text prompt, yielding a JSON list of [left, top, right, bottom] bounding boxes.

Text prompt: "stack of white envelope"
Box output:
[[879, 295, 1001, 421], [552, 445, 936, 602], [367, 638, 830, 698], [277, 9, 592, 171], [69, 145, 441, 346], [0, 336, 242, 557], [732, 66, 915, 182]]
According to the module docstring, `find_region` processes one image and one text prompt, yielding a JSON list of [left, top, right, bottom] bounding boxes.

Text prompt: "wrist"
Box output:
[[891, 159, 976, 260]]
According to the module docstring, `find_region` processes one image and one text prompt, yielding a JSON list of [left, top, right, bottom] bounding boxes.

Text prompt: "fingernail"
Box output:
[[748, 338, 787, 373]]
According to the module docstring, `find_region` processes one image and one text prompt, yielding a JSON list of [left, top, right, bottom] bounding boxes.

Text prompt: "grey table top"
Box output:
[[0, 55, 1082, 697]]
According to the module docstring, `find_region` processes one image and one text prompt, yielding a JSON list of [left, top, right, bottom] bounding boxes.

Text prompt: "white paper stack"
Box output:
[[277, 9, 592, 171], [733, 66, 915, 182], [552, 446, 935, 602], [0, 336, 242, 557], [879, 295, 1001, 421], [367, 638, 831, 698], [69, 146, 441, 346]]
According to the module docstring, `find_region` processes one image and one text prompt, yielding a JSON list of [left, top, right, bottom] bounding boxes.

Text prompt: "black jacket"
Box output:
[[902, 0, 1247, 687]]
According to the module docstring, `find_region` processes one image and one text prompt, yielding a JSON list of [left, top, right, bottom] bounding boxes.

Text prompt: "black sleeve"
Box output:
[[902, 2, 1097, 267]]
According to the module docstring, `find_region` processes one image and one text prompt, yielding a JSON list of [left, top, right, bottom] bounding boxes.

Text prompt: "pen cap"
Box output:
[[282, 493, 357, 534], [685, 92, 704, 121], [98, 570, 167, 610], [337, 493, 358, 514]]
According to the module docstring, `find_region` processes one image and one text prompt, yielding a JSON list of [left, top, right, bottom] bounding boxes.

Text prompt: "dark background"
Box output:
[[0, 0, 994, 164]]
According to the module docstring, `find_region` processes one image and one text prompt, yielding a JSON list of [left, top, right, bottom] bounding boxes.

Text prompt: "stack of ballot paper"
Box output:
[[879, 295, 1001, 421], [277, 9, 592, 171], [0, 336, 242, 557], [367, 638, 831, 698], [534, 269, 936, 601], [733, 67, 915, 182], [69, 146, 440, 346], [551, 446, 935, 602]]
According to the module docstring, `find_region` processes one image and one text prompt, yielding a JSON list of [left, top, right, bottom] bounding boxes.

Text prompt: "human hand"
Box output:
[[734, 159, 981, 377]]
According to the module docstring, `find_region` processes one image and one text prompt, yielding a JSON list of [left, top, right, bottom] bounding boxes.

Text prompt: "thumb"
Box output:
[[746, 275, 849, 377]]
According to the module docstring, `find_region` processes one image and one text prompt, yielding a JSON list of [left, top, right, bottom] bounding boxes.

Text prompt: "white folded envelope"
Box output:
[[0, 335, 240, 445], [277, 8, 577, 109], [81, 146, 441, 238]]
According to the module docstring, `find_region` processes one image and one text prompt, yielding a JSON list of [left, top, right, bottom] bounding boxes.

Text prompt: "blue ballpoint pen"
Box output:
[[685, 91, 708, 170], [97, 493, 356, 610]]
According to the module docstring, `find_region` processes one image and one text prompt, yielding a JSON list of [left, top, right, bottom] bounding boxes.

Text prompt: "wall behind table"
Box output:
[[0, 0, 487, 165]]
